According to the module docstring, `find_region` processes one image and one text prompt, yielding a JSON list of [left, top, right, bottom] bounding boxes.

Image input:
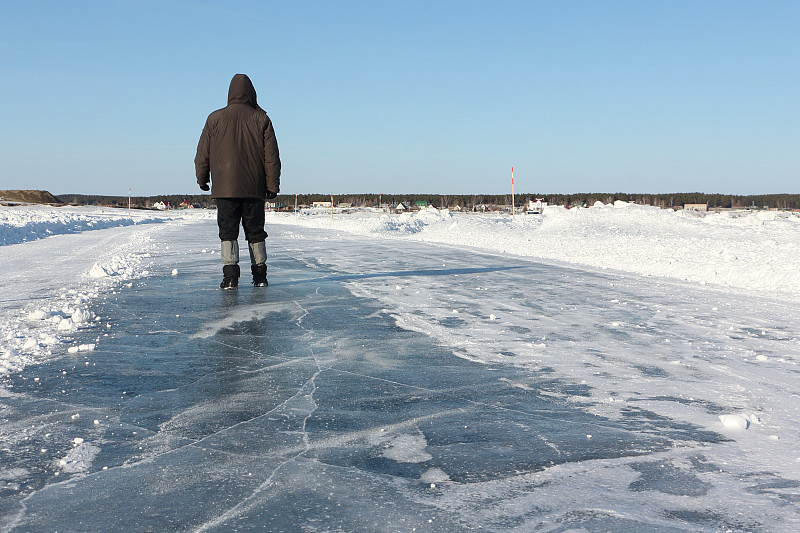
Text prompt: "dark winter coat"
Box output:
[[195, 74, 281, 199]]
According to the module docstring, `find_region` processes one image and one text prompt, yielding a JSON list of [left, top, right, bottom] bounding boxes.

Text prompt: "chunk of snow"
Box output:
[[719, 414, 751, 430], [71, 308, 93, 324], [27, 309, 52, 321], [57, 318, 75, 332], [22, 338, 38, 351], [88, 263, 110, 278]]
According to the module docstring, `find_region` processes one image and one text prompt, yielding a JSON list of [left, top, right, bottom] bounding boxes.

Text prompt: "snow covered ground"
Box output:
[[269, 203, 800, 298], [1, 203, 800, 530]]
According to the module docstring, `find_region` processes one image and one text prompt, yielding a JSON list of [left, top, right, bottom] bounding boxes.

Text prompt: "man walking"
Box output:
[[195, 74, 281, 289]]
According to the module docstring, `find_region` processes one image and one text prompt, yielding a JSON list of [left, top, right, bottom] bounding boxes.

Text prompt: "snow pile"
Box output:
[[267, 203, 800, 298], [2, 289, 101, 374], [87, 255, 142, 279]]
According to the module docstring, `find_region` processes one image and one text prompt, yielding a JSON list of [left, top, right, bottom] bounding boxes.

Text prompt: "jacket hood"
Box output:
[[227, 74, 259, 108]]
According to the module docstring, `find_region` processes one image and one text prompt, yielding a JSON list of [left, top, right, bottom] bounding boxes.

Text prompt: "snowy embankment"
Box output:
[[0, 205, 213, 377], [268, 202, 800, 298], [0, 205, 169, 246]]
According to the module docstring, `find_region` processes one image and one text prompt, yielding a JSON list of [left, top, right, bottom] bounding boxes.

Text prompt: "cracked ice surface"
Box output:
[[1, 218, 800, 531]]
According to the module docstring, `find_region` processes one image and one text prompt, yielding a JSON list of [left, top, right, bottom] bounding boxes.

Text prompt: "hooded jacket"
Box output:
[[195, 74, 281, 198]]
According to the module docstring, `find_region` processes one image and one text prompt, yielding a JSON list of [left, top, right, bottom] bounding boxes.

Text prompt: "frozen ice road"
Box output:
[[2, 216, 800, 532]]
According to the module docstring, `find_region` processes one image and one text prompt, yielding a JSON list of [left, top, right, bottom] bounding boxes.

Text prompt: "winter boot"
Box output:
[[249, 241, 268, 287], [251, 264, 268, 287], [220, 264, 240, 290]]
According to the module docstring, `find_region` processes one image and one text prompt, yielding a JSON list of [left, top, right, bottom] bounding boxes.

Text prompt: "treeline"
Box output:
[[59, 194, 217, 208], [58, 192, 800, 210]]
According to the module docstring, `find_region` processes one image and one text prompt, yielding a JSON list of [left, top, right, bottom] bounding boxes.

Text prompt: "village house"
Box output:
[[265, 201, 286, 211], [527, 198, 547, 214]]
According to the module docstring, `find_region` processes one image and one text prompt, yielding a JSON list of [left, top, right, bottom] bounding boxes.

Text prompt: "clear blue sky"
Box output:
[[1, 0, 798, 196]]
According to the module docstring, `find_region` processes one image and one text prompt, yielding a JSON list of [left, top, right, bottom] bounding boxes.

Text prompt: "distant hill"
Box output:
[[0, 190, 63, 205]]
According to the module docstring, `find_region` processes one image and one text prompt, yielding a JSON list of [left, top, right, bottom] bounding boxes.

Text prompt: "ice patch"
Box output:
[[368, 431, 433, 463], [191, 302, 300, 339], [420, 467, 451, 484], [0, 467, 30, 481], [56, 442, 100, 473]]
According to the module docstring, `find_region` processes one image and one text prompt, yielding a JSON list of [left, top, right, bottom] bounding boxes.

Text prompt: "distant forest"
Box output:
[[57, 192, 800, 210]]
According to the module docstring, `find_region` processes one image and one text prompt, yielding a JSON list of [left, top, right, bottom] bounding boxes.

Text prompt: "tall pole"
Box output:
[[331, 194, 334, 220], [295, 193, 298, 215], [128, 187, 131, 217], [511, 167, 515, 219]]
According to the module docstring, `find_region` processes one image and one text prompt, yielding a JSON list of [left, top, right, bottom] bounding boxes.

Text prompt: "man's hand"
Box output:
[[199, 182, 210, 191], [266, 190, 277, 199]]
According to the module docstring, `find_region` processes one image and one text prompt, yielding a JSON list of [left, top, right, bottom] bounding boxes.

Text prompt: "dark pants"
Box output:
[[216, 198, 268, 242]]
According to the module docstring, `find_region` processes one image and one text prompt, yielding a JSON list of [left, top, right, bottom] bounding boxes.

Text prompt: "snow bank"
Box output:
[[267, 204, 800, 298], [0, 205, 171, 245]]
